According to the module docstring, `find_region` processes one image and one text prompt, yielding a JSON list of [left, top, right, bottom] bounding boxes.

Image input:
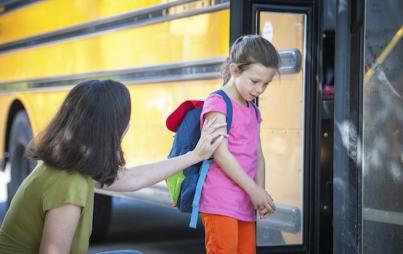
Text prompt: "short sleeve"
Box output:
[[42, 173, 89, 212], [200, 93, 227, 125]]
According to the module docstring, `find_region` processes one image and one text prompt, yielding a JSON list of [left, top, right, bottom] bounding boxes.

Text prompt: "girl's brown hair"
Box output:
[[221, 34, 280, 84], [26, 80, 131, 186]]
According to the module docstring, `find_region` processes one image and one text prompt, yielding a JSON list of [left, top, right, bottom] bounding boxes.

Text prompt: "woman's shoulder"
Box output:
[[38, 163, 92, 187], [39, 164, 94, 213]]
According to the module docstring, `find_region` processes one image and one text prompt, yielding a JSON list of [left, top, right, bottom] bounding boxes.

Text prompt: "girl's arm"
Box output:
[[255, 127, 265, 188], [204, 112, 275, 214], [255, 128, 275, 218], [39, 204, 81, 254], [98, 119, 226, 192]]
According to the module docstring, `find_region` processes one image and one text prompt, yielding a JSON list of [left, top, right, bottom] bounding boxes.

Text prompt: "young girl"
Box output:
[[0, 80, 225, 254], [200, 35, 279, 254]]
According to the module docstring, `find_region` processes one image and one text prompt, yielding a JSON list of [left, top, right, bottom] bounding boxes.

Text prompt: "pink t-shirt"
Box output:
[[199, 92, 262, 222]]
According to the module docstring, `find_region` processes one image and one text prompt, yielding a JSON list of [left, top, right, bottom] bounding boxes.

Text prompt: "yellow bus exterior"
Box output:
[[0, 0, 178, 45], [0, 0, 305, 245]]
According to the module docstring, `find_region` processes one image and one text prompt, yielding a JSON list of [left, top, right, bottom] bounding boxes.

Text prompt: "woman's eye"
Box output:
[[251, 80, 258, 84]]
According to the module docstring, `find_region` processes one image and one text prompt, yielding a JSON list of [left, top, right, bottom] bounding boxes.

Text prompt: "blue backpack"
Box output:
[[165, 90, 233, 228]]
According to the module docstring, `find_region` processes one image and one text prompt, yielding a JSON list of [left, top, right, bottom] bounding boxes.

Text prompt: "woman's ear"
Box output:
[[229, 63, 241, 78]]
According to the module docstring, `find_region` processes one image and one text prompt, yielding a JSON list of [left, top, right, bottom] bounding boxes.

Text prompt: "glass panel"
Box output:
[[362, 1, 403, 253], [256, 11, 306, 246]]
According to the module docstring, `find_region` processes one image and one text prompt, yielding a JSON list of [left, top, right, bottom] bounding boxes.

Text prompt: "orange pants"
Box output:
[[201, 213, 256, 254]]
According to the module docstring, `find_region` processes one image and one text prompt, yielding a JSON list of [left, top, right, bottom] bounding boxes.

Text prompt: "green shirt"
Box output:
[[0, 163, 94, 254]]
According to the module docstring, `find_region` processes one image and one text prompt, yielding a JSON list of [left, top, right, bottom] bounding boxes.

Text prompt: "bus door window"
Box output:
[[255, 11, 306, 247]]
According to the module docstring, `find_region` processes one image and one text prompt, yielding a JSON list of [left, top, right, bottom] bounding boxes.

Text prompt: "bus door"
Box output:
[[231, 1, 321, 253]]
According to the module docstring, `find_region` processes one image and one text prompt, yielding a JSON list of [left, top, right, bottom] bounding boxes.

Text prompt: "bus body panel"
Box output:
[[0, 93, 39, 162], [0, 10, 229, 82], [0, 0, 171, 44]]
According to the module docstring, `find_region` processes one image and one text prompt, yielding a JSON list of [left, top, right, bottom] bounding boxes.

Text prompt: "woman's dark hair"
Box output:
[[26, 80, 131, 186], [221, 34, 280, 84]]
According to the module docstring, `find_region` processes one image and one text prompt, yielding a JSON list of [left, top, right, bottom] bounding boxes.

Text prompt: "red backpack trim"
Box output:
[[166, 100, 204, 132]]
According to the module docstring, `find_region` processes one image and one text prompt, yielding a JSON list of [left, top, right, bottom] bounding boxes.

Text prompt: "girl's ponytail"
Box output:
[[221, 57, 231, 85]]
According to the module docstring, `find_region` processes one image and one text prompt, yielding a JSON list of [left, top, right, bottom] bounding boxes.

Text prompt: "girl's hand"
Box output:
[[258, 206, 273, 219], [249, 185, 276, 218], [194, 118, 227, 161]]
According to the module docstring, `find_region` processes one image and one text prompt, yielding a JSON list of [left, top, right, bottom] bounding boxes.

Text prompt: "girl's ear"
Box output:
[[229, 63, 241, 78]]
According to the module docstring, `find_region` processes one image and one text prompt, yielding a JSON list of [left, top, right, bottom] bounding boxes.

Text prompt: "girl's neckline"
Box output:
[[219, 89, 249, 108], [231, 97, 249, 108]]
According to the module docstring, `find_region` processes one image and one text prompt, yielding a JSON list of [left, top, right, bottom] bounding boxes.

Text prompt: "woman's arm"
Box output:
[[39, 204, 81, 254], [204, 112, 275, 214], [98, 119, 226, 192]]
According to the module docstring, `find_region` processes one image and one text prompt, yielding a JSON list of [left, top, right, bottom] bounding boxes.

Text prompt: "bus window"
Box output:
[[255, 11, 306, 246]]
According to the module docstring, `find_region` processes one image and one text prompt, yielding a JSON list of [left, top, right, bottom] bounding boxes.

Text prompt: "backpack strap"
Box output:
[[188, 90, 233, 228], [189, 159, 212, 228], [250, 101, 260, 122], [212, 89, 232, 133], [213, 89, 259, 126]]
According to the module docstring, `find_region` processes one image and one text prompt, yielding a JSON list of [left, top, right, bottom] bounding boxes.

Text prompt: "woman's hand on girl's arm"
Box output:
[[39, 204, 81, 254], [98, 118, 226, 192], [194, 117, 228, 160]]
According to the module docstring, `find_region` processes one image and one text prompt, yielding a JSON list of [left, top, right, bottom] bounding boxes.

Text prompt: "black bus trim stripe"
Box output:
[[0, 49, 302, 92], [0, 58, 225, 92], [0, 0, 41, 15]]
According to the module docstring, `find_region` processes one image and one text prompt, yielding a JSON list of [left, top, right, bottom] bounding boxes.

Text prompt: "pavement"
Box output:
[[88, 198, 205, 254]]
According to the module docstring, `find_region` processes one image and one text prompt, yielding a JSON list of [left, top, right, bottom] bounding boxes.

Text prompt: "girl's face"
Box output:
[[230, 63, 277, 103]]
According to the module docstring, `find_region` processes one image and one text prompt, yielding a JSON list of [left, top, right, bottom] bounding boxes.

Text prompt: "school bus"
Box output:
[[0, 0, 401, 253]]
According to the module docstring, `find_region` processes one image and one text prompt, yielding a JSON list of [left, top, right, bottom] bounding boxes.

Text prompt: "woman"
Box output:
[[0, 80, 225, 254]]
